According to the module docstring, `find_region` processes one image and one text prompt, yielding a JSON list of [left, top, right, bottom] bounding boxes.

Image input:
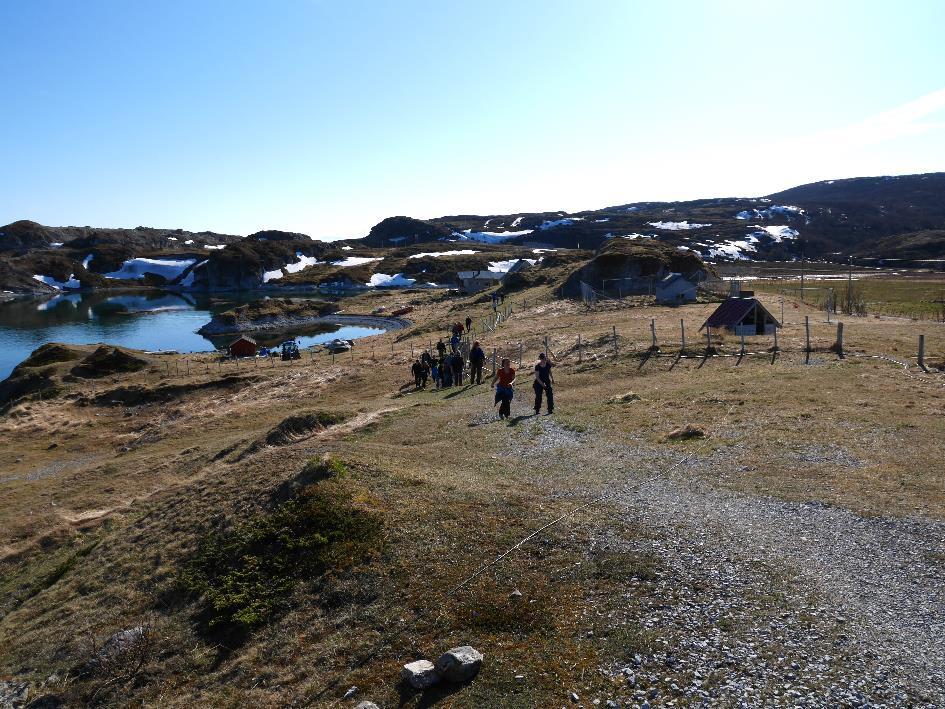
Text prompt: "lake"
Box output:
[[0, 291, 386, 380]]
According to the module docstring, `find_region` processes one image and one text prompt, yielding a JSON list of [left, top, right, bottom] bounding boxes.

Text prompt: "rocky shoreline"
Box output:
[[197, 312, 410, 337]]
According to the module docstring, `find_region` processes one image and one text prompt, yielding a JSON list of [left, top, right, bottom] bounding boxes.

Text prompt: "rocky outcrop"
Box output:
[[561, 239, 709, 298], [401, 660, 439, 689], [435, 645, 484, 683], [363, 216, 453, 247]]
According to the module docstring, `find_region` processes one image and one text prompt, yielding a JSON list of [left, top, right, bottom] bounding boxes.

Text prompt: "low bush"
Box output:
[[180, 484, 381, 634]]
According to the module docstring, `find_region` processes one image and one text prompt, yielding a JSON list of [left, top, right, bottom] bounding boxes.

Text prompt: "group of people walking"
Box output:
[[408, 316, 555, 420], [491, 351, 554, 419], [411, 334, 487, 390]]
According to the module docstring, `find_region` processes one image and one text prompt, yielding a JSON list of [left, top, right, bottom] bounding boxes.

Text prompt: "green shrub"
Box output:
[[180, 485, 381, 633]]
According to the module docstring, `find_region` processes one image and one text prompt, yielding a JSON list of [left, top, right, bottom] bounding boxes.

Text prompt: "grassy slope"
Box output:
[[0, 285, 944, 706]]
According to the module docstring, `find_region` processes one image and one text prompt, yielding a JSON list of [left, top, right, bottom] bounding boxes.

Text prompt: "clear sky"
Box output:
[[2, 0, 944, 239]]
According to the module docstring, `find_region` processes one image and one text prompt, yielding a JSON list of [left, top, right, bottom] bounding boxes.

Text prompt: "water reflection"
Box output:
[[0, 291, 383, 380]]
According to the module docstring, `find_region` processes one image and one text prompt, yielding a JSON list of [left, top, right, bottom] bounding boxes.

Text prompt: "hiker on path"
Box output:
[[451, 350, 465, 386], [441, 355, 453, 387], [469, 340, 486, 384], [533, 352, 554, 415], [436, 339, 447, 358], [491, 358, 516, 420], [431, 357, 441, 388], [450, 331, 461, 353], [465, 316, 472, 335], [411, 358, 424, 389], [492, 292, 499, 311]]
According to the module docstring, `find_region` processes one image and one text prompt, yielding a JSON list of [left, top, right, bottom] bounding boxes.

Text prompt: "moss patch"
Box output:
[[180, 483, 382, 635]]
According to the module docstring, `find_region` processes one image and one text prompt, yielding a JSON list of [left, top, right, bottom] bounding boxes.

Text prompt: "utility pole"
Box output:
[[846, 255, 854, 314]]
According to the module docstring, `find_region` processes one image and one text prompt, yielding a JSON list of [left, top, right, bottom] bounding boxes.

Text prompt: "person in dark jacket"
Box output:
[[469, 341, 486, 384], [533, 352, 554, 414], [491, 358, 516, 419], [465, 316, 473, 335], [436, 339, 447, 358], [451, 350, 465, 386], [411, 359, 424, 389], [441, 355, 453, 387]]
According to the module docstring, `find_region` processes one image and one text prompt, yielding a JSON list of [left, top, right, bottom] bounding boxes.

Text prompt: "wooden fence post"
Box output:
[[773, 326, 779, 352], [518, 342, 523, 367], [492, 348, 497, 376], [650, 318, 657, 350], [578, 334, 583, 363], [613, 326, 618, 358], [544, 335, 549, 357], [804, 316, 811, 352], [705, 327, 712, 353], [918, 334, 926, 371], [740, 333, 746, 355], [680, 319, 686, 353], [836, 322, 844, 358]]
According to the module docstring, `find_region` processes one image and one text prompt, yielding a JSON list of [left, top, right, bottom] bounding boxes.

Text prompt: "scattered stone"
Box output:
[[0, 680, 29, 707], [610, 391, 642, 404], [402, 659, 439, 690], [354, 702, 379, 709], [342, 686, 358, 699], [570, 691, 580, 703], [435, 645, 483, 683], [665, 425, 705, 441], [509, 589, 523, 598]]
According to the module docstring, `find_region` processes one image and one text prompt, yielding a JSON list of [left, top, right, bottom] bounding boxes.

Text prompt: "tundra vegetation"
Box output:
[[0, 274, 944, 707]]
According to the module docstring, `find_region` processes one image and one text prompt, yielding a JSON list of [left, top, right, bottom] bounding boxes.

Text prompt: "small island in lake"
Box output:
[[197, 298, 409, 336]]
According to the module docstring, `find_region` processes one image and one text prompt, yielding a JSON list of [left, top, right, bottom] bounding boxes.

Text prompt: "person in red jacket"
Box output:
[[491, 358, 516, 419]]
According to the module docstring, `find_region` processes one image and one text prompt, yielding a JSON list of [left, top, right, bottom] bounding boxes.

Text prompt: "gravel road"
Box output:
[[487, 395, 945, 707]]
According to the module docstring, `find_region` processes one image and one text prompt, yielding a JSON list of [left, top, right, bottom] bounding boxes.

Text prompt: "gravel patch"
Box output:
[[470, 392, 945, 706]]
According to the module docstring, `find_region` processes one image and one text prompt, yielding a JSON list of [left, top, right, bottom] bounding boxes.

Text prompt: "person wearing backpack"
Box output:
[[469, 340, 486, 384], [533, 352, 554, 415], [491, 358, 516, 420]]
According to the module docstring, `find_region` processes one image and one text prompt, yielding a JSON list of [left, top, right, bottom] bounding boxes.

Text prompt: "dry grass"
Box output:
[[1, 283, 943, 705]]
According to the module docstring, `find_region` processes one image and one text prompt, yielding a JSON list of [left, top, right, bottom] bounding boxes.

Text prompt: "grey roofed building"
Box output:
[[457, 269, 505, 293], [655, 272, 698, 305]]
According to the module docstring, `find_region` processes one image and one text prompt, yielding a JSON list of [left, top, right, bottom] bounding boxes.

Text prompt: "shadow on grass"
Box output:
[[507, 414, 535, 427], [444, 385, 474, 399], [397, 678, 473, 708]]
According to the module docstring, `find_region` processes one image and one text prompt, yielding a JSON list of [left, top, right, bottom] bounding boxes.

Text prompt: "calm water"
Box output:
[[0, 291, 385, 380]]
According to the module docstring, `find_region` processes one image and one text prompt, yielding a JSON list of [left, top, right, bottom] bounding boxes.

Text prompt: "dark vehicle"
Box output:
[[281, 340, 301, 360]]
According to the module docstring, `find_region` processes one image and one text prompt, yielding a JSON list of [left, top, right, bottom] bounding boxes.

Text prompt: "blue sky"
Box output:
[[2, 0, 944, 239]]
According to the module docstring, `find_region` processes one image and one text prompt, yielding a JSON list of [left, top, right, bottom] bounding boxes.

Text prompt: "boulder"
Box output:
[[355, 703, 380, 709], [434, 645, 483, 683], [401, 659, 439, 690], [0, 679, 30, 707]]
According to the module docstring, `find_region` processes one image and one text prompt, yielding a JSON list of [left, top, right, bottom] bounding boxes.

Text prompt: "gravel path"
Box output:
[[482, 395, 945, 707]]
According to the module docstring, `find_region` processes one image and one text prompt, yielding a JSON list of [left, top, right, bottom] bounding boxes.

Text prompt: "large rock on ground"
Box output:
[[401, 659, 439, 690], [434, 645, 483, 683]]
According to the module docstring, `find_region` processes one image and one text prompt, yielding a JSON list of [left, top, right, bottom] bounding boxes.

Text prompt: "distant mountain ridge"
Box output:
[[3, 171, 944, 294]]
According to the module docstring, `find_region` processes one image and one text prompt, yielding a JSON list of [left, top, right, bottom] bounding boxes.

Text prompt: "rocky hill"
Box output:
[[3, 172, 944, 295]]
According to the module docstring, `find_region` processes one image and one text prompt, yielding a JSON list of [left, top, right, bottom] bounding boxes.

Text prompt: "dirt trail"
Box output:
[[465, 387, 945, 706]]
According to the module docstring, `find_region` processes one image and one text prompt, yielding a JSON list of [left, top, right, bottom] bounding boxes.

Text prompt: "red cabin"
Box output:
[[228, 335, 257, 358]]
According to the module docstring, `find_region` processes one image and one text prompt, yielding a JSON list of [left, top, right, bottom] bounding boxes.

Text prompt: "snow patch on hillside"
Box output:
[[105, 258, 197, 281], [203, 244, 226, 250], [408, 249, 480, 259], [368, 272, 416, 287], [488, 258, 538, 273], [332, 256, 383, 267], [180, 261, 207, 287], [82, 254, 94, 270], [285, 253, 322, 274], [735, 205, 804, 220], [648, 221, 711, 230], [749, 225, 800, 242], [33, 274, 81, 290], [539, 217, 583, 230], [510, 216, 524, 227], [456, 229, 533, 244]]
